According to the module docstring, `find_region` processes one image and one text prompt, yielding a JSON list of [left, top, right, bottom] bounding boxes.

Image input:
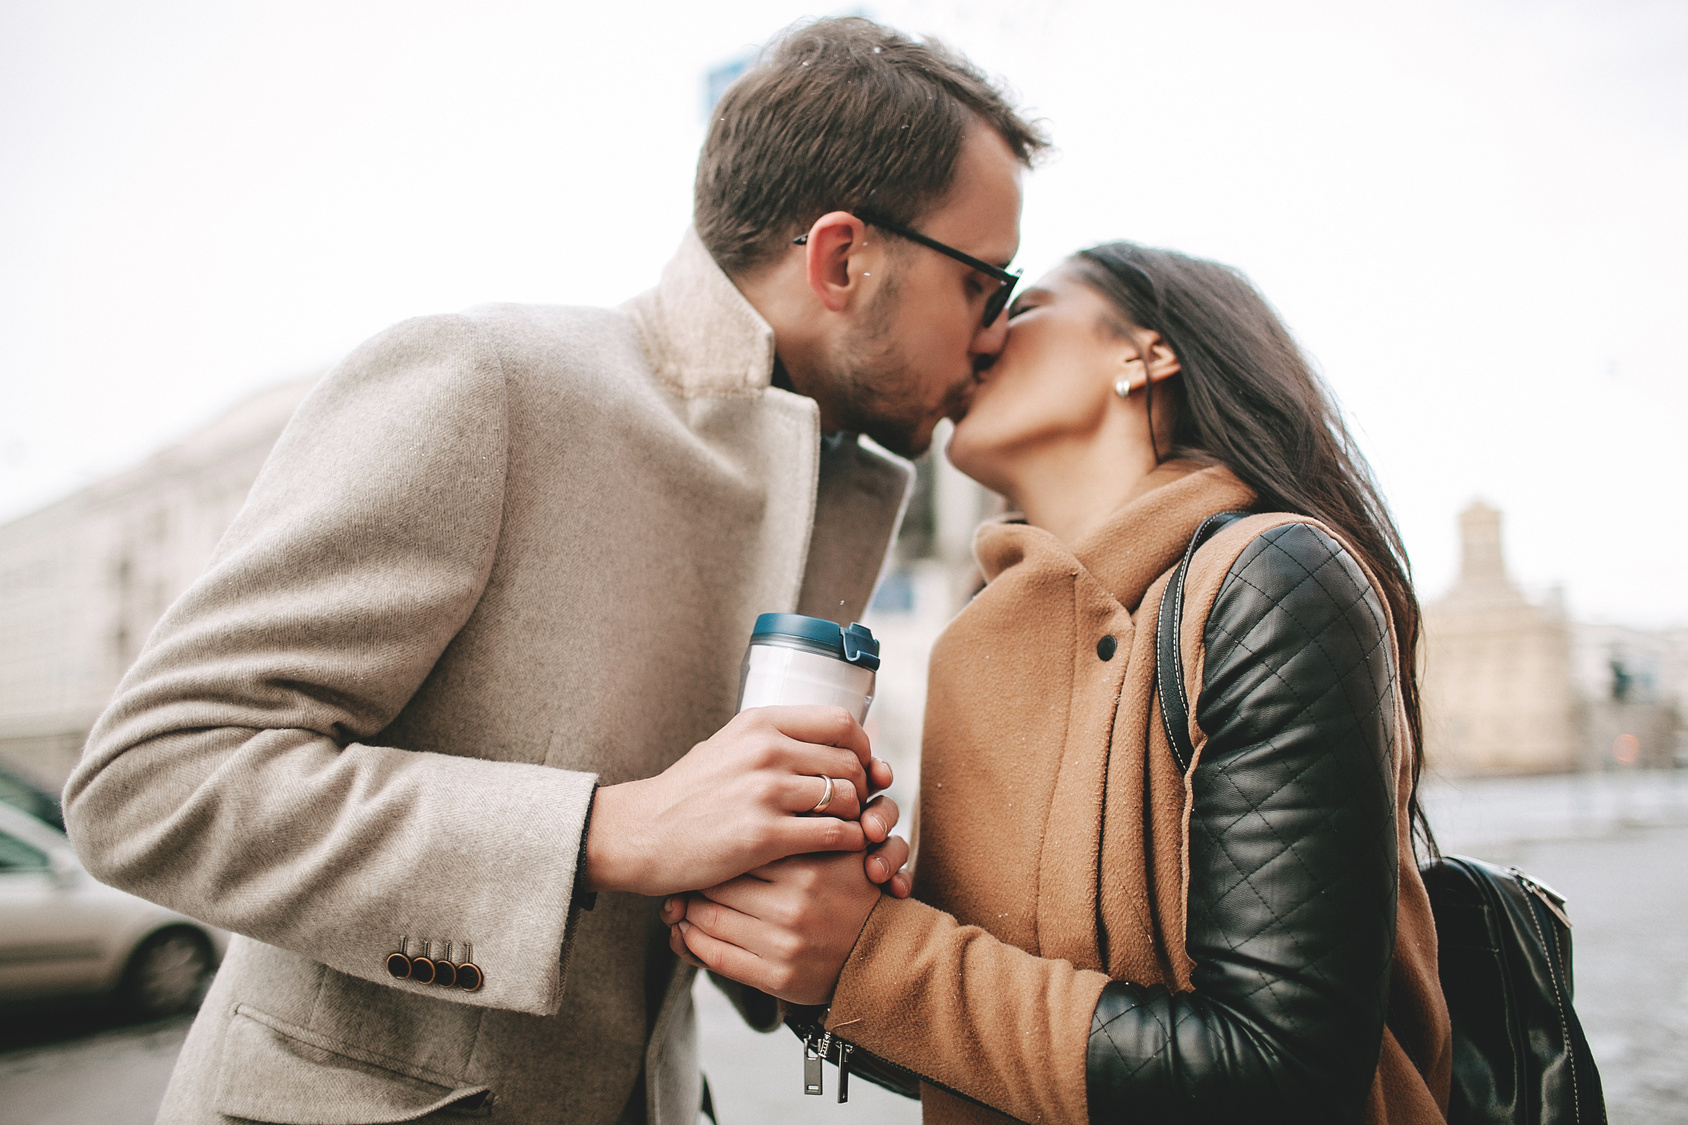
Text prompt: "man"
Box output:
[[63, 16, 1047, 1125]]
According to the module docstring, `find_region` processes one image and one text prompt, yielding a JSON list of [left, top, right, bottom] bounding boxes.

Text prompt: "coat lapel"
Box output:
[[621, 229, 911, 630], [963, 466, 1256, 975]]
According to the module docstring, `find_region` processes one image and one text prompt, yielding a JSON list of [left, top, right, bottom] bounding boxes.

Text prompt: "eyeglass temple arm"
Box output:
[[792, 219, 1017, 284]]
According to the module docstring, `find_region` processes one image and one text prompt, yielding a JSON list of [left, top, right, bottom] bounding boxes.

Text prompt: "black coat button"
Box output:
[[385, 952, 412, 979], [1096, 635, 1117, 661], [409, 957, 437, 985], [456, 963, 484, 992], [433, 960, 458, 988]]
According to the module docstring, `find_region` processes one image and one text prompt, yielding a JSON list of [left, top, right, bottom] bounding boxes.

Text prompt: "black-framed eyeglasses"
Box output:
[[793, 212, 1021, 328]]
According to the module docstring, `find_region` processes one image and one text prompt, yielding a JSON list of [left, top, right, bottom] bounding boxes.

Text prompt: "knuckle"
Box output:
[[773, 930, 805, 961]]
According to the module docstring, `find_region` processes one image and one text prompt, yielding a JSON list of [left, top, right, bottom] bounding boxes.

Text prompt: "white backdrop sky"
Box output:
[[2, 0, 1684, 624]]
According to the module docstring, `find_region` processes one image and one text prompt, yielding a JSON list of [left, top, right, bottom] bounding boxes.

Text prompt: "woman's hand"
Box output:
[[662, 820, 911, 1006]]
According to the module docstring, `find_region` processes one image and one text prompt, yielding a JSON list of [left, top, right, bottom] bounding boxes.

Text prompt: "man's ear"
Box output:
[[802, 211, 870, 313], [1140, 331, 1182, 382]]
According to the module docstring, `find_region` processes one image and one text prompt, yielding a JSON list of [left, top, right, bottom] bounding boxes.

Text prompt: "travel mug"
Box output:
[[736, 613, 880, 725]]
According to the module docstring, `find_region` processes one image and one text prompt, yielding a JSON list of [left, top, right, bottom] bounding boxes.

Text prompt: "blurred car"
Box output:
[[0, 802, 227, 1017], [0, 760, 63, 831]]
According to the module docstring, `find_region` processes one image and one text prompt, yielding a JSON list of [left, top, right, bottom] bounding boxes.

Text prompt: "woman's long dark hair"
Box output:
[[1074, 241, 1436, 858]]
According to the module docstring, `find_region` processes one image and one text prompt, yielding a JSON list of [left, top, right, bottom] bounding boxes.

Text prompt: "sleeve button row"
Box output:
[[386, 940, 483, 992]]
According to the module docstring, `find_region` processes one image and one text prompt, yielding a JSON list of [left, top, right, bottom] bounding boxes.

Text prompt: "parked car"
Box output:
[[0, 803, 227, 1017], [0, 760, 63, 831]]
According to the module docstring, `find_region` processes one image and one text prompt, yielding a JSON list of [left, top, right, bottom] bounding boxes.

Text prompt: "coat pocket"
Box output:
[[216, 1004, 491, 1124]]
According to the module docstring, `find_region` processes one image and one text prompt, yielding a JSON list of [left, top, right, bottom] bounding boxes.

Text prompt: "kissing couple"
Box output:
[[67, 15, 1450, 1125]]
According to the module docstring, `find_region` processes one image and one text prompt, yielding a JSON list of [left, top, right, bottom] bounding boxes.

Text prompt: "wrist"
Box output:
[[582, 781, 650, 895]]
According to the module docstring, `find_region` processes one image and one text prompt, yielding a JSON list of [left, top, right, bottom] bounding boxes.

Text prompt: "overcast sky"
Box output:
[[2, 0, 1684, 624]]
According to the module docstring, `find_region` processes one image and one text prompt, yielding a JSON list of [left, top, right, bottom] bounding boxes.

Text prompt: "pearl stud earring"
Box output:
[[1114, 377, 1132, 400]]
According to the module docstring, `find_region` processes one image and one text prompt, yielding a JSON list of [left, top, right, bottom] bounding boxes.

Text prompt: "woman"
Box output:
[[671, 242, 1452, 1124]]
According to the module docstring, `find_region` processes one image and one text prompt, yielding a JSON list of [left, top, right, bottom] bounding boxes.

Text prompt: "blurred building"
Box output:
[[1421, 501, 1584, 774], [1422, 500, 1686, 776], [0, 378, 316, 788], [1570, 622, 1686, 769]]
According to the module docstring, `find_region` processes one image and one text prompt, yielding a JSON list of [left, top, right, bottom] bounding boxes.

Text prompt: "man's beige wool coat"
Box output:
[[63, 230, 912, 1125]]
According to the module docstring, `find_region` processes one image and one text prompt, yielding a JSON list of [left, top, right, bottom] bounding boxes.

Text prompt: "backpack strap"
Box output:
[[1155, 510, 1250, 773]]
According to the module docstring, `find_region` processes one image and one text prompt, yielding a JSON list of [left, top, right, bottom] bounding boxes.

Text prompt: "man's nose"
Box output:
[[970, 310, 1010, 357]]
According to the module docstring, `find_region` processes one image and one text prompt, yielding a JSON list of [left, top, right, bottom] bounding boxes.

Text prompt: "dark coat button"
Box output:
[[385, 952, 412, 979], [1096, 635, 1117, 661], [433, 960, 458, 988], [409, 957, 437, 985], [456, 963, 483, 992]]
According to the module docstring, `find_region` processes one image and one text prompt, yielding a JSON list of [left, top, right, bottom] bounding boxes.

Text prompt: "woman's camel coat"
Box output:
[[827, 465, 1451, 1124]]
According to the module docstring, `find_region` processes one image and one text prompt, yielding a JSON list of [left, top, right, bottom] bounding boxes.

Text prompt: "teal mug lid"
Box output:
[[751, 613, 880, 671]]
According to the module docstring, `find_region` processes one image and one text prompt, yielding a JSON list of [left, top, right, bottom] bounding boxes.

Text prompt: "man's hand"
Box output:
[[582, 706, 893, 898], [659, 836, 911, 1006]]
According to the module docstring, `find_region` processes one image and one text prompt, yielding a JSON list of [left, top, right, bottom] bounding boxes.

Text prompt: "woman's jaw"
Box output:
[[947, 262, 1178, 546]]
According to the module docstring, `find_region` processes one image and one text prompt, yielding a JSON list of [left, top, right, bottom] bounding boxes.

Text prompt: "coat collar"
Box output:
[[975, 464, 1258, 614], [621, 228, 777, 399]]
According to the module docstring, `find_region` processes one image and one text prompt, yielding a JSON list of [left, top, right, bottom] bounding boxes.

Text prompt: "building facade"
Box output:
[[1420, 501, 1585, 774], [0, 378, 316, 787]]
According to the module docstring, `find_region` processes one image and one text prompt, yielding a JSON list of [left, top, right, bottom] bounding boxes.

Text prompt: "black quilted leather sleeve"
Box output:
[[1087, 523, 1400, 1124]]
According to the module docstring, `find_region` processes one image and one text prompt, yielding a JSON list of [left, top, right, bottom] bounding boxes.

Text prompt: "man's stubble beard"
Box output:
[[825, 275, 961, 460]]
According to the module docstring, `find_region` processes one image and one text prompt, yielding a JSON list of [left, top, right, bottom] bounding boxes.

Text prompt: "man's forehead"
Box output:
[[922, 127, 1024, 267]]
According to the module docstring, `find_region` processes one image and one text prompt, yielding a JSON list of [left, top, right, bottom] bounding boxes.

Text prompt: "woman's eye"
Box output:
[[1006, 303, 1033, 320]]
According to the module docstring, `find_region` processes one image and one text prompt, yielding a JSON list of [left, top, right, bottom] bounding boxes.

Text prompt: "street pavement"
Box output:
[[3, 771, 1685, 1124]]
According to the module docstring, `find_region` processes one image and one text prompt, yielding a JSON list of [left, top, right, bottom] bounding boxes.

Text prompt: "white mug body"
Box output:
[[736, 641, 876, 725]]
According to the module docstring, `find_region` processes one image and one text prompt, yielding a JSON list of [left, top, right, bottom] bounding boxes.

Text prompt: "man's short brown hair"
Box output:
[[695, 18, 1050, 277]]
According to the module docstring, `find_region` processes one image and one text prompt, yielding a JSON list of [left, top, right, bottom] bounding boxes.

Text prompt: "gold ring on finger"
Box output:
[[810, 775, 835, 814]]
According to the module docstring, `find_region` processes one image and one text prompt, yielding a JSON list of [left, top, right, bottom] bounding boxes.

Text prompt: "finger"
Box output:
[[780, 743, 870, 805], [682, 891, 783, 953], [755, 706, 872, 769], [669, 923, 706, 969], [865, 835, 910, 884], [764, 815, 866, 858], [691, 875, 776, 919], [888, 871, 912, 898], [860, 795, 899, 842], [785, 774, 862, 820], [676, 921, 777, 993], [660, 896, 686, 925], [868, 757, 894, 793]]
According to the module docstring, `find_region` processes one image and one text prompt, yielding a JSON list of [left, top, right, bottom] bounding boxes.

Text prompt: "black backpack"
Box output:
[[1419, 857, 1607, 1124], [1159, 513, 1608, 1125]]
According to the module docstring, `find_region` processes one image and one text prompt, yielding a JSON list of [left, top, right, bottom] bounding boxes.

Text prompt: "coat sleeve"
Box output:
[[822, 893, 1112, 1125], [62, 313, 600, 1017], [1086, 523, 1399, 1124]]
